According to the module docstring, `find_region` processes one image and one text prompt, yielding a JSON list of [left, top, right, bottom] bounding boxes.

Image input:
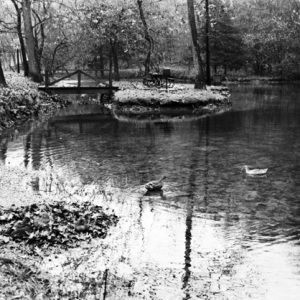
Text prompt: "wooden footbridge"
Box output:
[[38, 70, 118, 95]]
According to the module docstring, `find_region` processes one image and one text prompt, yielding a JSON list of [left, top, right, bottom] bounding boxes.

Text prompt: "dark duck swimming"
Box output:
[[144, 175, 166, 192]]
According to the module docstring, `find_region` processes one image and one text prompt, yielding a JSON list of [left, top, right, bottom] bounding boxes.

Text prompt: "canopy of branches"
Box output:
[[0, 0, 299, 82]]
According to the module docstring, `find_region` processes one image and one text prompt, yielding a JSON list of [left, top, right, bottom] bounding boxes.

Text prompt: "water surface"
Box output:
[[1, 83, 300, 299]]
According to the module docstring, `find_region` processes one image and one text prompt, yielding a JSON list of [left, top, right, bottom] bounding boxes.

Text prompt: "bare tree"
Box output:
[[11, 0, 29, 76], [187, 0, 205, 89], [22, 0, 42, 82], [0, 58, 7, 87], [111, 40, 120, 81], [205, 0, 211, 85], [137, 0, 153, 75]]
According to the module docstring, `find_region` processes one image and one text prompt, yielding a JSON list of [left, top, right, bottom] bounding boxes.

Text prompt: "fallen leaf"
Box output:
[[0, 235, 10, 243]]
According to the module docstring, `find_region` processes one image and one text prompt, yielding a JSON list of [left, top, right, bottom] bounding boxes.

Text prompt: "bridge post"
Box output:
[[16, 49, 20, 73], [77, 70, 81, 91]]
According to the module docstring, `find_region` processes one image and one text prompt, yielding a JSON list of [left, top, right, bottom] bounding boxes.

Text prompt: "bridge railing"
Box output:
[[45, 69, 110, 89]]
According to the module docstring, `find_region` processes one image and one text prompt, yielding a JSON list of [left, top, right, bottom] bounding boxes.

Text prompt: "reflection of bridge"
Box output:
[[49, 113, 113, 135], [49, 114, 112, 124], [38, 69, 118, 96]]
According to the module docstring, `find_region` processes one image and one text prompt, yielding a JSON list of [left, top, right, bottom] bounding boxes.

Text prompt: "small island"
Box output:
[[112, 82, 231, 118]]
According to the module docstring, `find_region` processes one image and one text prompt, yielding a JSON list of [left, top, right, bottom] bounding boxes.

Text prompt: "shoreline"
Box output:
[[1, 75, 232, 137], [0, 73, 71, 135]]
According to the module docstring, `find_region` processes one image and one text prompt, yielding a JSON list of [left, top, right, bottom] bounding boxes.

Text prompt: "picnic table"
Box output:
[[143, 69, 175, 89]]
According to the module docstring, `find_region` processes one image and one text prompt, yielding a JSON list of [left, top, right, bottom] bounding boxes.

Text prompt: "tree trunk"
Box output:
[[11, 0, 29, 76], [99, 46, 104, 77], [137, 0, 153, 75], [32, 9, 45, 70], [108, 41, 113, 89], [0, 59, 7, 87], [187, 0, 205, 89], [12, 53, 17, 69], [112, 42, 120, 81], [22, 0, 42, 83], [205, 0, 211, 85]]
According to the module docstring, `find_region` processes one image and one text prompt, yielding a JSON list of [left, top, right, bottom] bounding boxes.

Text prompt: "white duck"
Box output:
[[244, 165, 268, 176], [145, 175, 166, 192]]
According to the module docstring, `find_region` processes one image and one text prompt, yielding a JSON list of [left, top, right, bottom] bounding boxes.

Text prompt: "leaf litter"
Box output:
[[0, 199, 119, 298], [0, 200, 118, 249]]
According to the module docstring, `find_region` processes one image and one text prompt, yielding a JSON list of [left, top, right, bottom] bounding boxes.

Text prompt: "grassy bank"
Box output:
[[0, 73, 121, 298], [113, 82, 231, 116], [0, 73, 70, 134]]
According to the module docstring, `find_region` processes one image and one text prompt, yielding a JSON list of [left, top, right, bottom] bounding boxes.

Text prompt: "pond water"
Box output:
[[1, 83, 300, 299]]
